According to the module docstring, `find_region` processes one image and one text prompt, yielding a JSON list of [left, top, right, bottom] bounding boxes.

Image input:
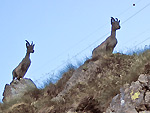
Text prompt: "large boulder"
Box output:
[[106, 74, 150, 113], [2, 78, 37, 103]]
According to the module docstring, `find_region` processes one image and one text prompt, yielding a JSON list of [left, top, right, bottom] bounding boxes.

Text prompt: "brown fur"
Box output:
[[92, 17, 120, 58], [12, 40, 35, 80]]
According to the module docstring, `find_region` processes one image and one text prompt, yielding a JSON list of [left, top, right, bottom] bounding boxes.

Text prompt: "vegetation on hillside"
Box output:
[[1, 47, 150, 113]]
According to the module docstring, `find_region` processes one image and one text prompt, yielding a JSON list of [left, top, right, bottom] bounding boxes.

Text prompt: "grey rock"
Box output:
[[138, 74, 148, 85], [147, 75, 150, 90], [128, 81, 144, 107], [145, 91, 150, 103], [109, 94, 121, 112], [52, 61, 100, 101], [130, 81, 142, 91], [139, 111, 150, 113], [105, 74, 150, 113], [7, 102, 35, 113], [124, 108, 138, 113], [2, 78, 37, 103]]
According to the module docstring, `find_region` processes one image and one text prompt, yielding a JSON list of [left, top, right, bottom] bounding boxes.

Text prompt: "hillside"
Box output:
[[1, 49, 150, 113]]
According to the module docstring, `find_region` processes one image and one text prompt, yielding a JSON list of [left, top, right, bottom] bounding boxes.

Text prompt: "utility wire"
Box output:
[[117, 0, 142, 17], [34, 32, 109, 82], [31, 1, 143, 75], [33, 1, 150, 83], [34, 35, 150, 84], [134, 36, 150, 47], [49, 1, 150, 71], [122, 2, 150, 24], [31, 22, 109, 75], [122, 27, 150, 46], [33, 32, 110, 83]]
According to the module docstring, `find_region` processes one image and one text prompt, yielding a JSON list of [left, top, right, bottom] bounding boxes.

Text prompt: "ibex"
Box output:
[[92, 17, 120, 58], [12, 40, 35, 80]]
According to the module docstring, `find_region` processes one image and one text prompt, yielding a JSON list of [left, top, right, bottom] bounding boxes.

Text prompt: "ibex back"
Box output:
[[12, 40, 35, 80], [92, 17, 121, 58]]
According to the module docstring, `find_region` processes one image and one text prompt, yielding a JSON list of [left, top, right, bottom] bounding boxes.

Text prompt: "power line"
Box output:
[[122, 2, 150, 24], [34, 34, 150, 84], [33, 1, 150, 83], [117, 0, 142, 17], [50, 2, 150, 70], [134, 36, 150, 47], [30, 22, 109, 75], [34, 32, 110, 83], [31, 1, 143, 75], [122, 27, 150, 45], [33, 32, 110, 83]]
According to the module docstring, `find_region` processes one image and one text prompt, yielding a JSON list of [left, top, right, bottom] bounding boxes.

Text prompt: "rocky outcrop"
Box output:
[[3, 78, 37, 103], [2, 52, 150, 113], [52, 60, 101, 101], [52, 54, 134, 103], [106, 74, 150, 113], [7, 102, 35, 113]]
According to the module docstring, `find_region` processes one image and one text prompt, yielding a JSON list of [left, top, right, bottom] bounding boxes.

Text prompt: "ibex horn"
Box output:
[[116, 18, 118, 21], [25, 40, 30, 45], [111, 17, 115, 21], [31, 41, 33, 45]]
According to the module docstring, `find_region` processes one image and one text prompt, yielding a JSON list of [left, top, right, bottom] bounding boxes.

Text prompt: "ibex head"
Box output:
[[25, 40, 35, 53], [111, 17, 121, 30]]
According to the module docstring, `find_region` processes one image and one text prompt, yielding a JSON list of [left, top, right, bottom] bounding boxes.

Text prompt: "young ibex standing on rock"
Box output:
[[12, 40, 35, 80], [92, 17, 121, 58]]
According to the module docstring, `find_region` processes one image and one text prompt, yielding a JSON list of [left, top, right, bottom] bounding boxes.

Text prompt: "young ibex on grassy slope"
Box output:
[[12, 40, 35, 80], [92, 17, 120, 58]]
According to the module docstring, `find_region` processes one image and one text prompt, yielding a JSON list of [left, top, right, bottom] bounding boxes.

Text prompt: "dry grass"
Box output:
[[0, 88, 41, 112], [44, 69, 75, 99], [42, 50, 150, 112], [2, 48, 150, 113]]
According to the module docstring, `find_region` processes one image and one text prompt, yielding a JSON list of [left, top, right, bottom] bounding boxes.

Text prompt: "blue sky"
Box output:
[[0, 0, 150, 102]]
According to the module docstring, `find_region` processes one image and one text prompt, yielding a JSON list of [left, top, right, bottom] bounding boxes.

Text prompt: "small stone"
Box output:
[[125, 108, 138, 113], [130, 81, 142, 92], [138, 74, 148, 84], [145, 91, 150, 103], [7, 103, 35, 113], [136, 104, 147, 112], [147, 75, 150, 90]]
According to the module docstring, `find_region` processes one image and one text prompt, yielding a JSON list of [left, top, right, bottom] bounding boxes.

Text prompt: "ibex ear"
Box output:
[[119, 20, 120, 23], [111, 17, 115, 24]]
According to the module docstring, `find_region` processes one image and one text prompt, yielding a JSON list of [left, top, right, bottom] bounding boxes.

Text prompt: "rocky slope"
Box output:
[[1, 50, 150, 113], [106, 74, 150, 113]]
